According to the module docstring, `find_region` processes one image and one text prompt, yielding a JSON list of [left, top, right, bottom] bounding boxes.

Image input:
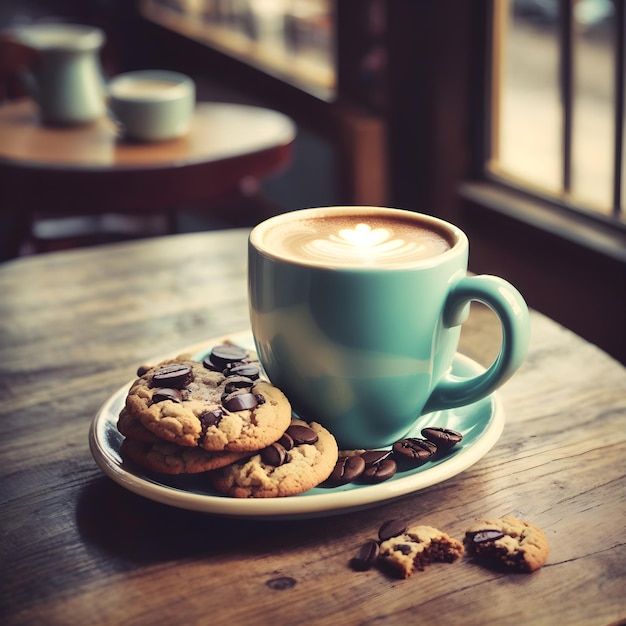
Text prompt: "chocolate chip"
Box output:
[[392, 438, 437, 464], [152, 388, 182, 404], [351, 540, 380, 571], [265, 577, 296, 590], [224, 376, 255, 394], [261, 442, 289, 466], [285, 424, 318, 445], [421, 427, 463, 449], [360, 449, 393, 467], [467, 529, 505, 544], [152, 363, 193, 388], [136, 364, 151, 377], [277, 432, 294, 450], [328, 455, 366, 486], [199, 408, 223, 428], [208, 345, 249, 369], [223, 392, 259, 412], [378, 519, 407, 541], [396, 544, 413, 555], [224, 363, 260, 380], [202, 355, 220, 371], [361, 458, 397, 483]]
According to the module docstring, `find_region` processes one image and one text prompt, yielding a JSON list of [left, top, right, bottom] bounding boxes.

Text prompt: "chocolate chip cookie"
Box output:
[[117, 408, 161, 443], [120, 439, 250, 474], [124, 356, 292, 453], [208, 420, 339, 498], [463, 515, 550, 572], [378, 525, 465, 578]]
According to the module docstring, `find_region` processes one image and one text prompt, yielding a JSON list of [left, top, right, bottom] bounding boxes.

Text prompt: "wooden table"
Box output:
[[1, 229, 624, 626], [0, 99, 295, 257]]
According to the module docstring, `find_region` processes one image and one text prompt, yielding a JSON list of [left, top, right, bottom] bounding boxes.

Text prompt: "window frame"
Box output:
[[477, 0, 626, 258]]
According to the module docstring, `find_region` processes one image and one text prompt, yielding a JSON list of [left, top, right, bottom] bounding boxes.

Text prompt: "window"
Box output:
[[489, 0, 624, 224]]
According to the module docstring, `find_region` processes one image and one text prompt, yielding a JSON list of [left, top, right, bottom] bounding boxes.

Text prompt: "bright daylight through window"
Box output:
[[490, 0, 624, 223]]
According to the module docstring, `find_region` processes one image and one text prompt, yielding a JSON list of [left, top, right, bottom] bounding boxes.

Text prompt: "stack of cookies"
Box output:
[[117, 345, 339, 498]]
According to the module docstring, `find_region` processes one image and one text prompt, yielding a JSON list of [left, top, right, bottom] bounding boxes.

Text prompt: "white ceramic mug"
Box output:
[[108, 70, 195, 142]]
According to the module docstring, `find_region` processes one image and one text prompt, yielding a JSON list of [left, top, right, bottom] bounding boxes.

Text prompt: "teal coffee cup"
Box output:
[[248, 207, 530, 449]]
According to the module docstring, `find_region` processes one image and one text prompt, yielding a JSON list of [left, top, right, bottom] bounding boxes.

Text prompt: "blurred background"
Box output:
[[0, 0, 624, 362]]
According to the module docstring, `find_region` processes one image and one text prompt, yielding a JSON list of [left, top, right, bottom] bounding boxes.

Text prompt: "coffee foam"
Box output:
[[256, 213, 454, 267], [110, 79, 184, 99]]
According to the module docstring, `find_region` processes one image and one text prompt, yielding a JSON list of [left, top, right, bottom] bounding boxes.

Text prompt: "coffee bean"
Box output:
[[224, 376, 255, 394], [286, 424, 318, 445], [223, 392, 259, 412], [378, 519, 407, 541], [392, 438, 437, 464], [152, 388, 182, 404], [421, 427, 463, 449], [152, 363, 193, 388], [328, 455, 366, 486], [361, 458, 397, 483], [224, 363, 260, 380], [351, 540, 380, 571], [261, 442, 289, 466], [360, 449, 393, 467], [467, 529, 505, 544], [208, 345, 249, 369]]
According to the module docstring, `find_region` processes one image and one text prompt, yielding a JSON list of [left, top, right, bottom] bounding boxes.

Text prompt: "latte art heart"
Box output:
[[307, 223, 424, 262], [254, 212, 454, 268]]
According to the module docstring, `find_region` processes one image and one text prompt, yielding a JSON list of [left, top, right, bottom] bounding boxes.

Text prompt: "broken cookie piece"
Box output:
[[378, 525, 464, 578]]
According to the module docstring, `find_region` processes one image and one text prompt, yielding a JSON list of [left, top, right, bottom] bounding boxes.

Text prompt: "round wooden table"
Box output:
[[0, 229, 624, 626], [0, 98, 295, 257]]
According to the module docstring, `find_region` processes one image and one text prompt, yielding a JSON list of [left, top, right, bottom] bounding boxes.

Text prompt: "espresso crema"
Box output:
[[255, 211, 455, 267]]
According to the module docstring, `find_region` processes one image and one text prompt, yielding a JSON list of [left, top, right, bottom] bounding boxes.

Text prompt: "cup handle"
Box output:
[[423, 275, 530, 413]]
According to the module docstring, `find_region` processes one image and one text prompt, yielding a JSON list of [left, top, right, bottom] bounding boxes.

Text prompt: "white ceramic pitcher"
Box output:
[[12, 23, 106, 125]]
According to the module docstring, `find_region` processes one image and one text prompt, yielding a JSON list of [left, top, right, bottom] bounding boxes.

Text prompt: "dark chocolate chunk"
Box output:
[[392, 438, 437, 464], [277, 432, 294, 451], [286, 424, 318, 445], [378, 519, 407, 541], [421, 427, 463, 449], [223, 392, 259, 412], [467, 529, 505, 544], [199, 408, 223, 428], [224, 363, 260, 380], [261, 442, 289, 466], [208, 345, 249, 369], [151, 388, 182, 404], [152, 363, 193, 388], [224, 376, 255, 394], [351, 540, 380, 571], [361, 458, 397, 483], [328, 455, 366, 486]]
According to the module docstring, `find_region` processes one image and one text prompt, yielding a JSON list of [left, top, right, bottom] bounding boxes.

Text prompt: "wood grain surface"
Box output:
[[1, 229, 624, 626]]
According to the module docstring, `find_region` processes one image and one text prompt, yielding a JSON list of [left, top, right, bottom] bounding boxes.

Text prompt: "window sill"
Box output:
[[458, 181, 626, 266]]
